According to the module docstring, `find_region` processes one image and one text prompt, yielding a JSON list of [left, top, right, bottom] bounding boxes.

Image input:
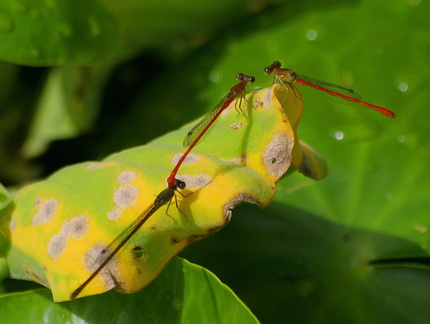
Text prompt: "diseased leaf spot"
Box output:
[[85, 243, 118, 291], [32, 198, 58, 226], [107, 209, 122, 221], [171, 237, 180, 244], [132, 246, 145, 260], [48, 233, 66, 259], [114, 185, 138, 209], [171, 153, 199, 166], [117, 171, 136, 184], [48, 215, 89, 259], [176, 174, 212, 189], [263, 133, 293, 179], [86, 162, 102, 170], [62, 215, 88, 238]]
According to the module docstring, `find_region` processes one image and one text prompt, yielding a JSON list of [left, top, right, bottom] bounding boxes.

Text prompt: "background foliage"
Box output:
[[0, 0, 429, 323]]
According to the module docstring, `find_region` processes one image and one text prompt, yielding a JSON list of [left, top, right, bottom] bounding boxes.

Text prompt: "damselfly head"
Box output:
[[264, 61, 282, 75], [175, 179, 186, 190], [236, 73, 255, 84]]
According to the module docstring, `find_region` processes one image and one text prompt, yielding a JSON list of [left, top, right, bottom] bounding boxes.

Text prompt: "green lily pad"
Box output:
[[0, 258, 258, 324]]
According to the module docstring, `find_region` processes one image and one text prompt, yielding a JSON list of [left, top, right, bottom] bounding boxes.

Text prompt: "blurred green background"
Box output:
[[0, 0, 429, 323]]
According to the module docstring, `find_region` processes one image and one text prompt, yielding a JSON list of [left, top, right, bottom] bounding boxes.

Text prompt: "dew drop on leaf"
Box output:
[[331, 121, 381, 143]]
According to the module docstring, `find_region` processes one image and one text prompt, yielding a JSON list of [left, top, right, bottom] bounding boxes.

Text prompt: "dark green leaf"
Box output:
[[0, 0, 119, 65], [0, 258, 258, 324]]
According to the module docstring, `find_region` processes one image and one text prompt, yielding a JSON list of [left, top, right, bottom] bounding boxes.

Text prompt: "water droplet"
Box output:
[[172, 295, 183, 311], [398, 133, 420, 150], [0, 10, 13, 34], [398, 82, 408, 92], [385, 192, 392, 199], [87, 16, 100, 36], [12, 1, 29, 14], [306, 29, 317, 41], [333, 131, 344, 141], [60, 23, 73, 37], [208, 70, 220, 82], [331, 122, 381, 143]]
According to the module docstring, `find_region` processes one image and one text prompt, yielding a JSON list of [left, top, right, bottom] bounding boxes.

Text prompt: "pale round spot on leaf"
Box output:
[[86, 162, 102, 170], [48, 233, 66, 259], [62, 215, 88, 238], [176, 174, 212, 189], [117, 171, 136, 184], [85, 243, 118, 291], [33, 198, 58, 226], [113, 185, 138, 209], [263, 133, 293, 179], [107, 209, 122, 221], [171, 153, 199, 166]]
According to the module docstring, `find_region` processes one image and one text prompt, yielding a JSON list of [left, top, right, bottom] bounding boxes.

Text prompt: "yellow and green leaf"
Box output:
[[1, 83, 325, 301]]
